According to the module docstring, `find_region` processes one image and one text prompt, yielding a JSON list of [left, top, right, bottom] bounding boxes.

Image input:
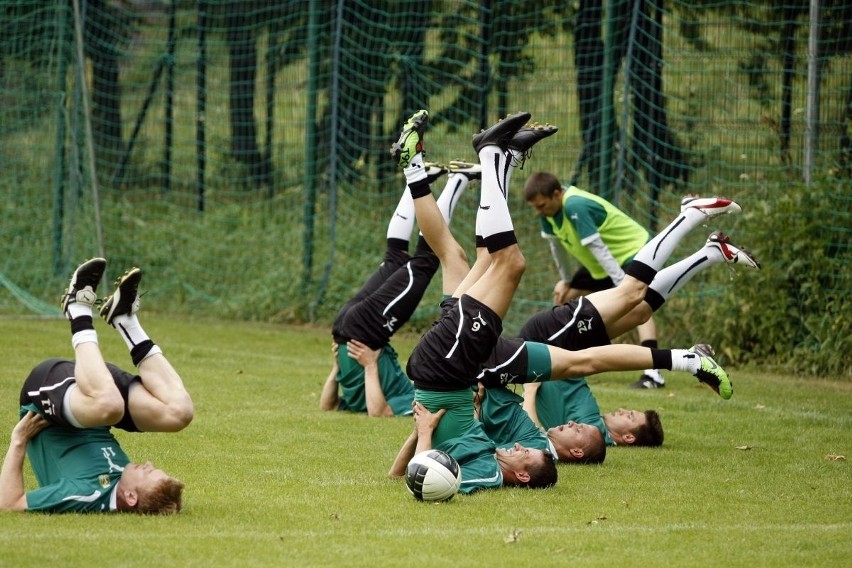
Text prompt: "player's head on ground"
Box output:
[[523, 171, 564, 217], [546, 421, 606, 464], [494, 443, 558, 489], [603, 408, 664, 447], [117, 461, 185, 515]]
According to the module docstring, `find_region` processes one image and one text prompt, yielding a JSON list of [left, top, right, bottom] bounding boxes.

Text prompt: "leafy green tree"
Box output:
[[678, 0, 852, 172]]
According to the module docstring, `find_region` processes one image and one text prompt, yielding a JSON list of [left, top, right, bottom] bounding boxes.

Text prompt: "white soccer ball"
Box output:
[[405, 449, 461, 502]]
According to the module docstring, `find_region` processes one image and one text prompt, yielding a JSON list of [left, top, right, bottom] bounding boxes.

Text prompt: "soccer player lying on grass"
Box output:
[[319, 162, 480, 416], [386, 109, 733, 491], [524, 380, 648, 452], [511, 213, 760, 460], [0, 259, 192, 514], [393, 399, 559, 492]]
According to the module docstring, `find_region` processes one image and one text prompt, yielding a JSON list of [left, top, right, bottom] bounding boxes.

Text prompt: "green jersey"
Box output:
[[414, 388, 477, 448], [540, 186, 649, 279], [534, 380, 615, 446], [21, 404, 128, 513], [435, 425, 503, 494], [336, 343, 414, 415], [479, 387, 553, 453]]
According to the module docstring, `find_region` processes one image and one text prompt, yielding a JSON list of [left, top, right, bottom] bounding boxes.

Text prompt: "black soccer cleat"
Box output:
[[100, 267, 143, 325], [60, 258, 106, 320], [471, 111, 532, 153], [508, 122, 559, 154]]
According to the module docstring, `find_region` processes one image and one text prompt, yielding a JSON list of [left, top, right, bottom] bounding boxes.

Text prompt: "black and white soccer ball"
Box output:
[[405, 449, 461, 502]]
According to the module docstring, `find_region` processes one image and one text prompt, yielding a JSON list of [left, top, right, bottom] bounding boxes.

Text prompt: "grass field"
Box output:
[[0, 315, 849, 567]]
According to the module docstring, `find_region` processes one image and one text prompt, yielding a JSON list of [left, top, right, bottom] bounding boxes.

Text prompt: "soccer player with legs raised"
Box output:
[[320, 162, 480, 416], [0, 259, 193, 514], [387, 109, 560, 492]]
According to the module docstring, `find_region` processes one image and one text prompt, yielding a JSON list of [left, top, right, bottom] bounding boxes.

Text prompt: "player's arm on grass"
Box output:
[[388, 429, 417, 478], [319, 343, 340, 411], [0, 411, 48, 511], [347, 340, 393, 417], [521, 382, 543, 428]]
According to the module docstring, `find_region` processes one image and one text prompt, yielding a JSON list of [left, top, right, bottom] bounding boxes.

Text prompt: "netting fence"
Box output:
[[1, 1, 849, 374]]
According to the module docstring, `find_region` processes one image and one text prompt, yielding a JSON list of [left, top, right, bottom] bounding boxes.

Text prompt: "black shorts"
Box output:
[[518, 296, 611, 351], [20, 358, 142, 432], [332, 248, 439, 349], [407, 294, 503, 391], [568, 265, 616, 292], [478, 337, 553, 387]]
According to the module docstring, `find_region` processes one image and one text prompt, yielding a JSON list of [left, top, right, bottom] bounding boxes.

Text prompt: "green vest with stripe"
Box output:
[[541, 186, 649, 279]]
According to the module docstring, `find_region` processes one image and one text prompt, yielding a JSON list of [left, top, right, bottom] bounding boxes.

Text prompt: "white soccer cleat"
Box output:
[[447, 160, 482, 181], [681, 195, 742, 218], [706, 231, 761, 269]]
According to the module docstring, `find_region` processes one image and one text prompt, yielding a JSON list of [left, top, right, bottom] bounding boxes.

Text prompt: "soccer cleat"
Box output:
[[680, 195, 742, 218], [630, 369, 665, 389], [471, 111, 532, 153], [60, 258, 106, 319], [706, 231, 761, 269], [630, 375, 666, 389], [100, 267, 143, 325], [690, 344, 733, 400], [423, 162, 449, 185], [508, 122, 559, 154], [447, 160, 482, 181], [390, 110, 429, 168]]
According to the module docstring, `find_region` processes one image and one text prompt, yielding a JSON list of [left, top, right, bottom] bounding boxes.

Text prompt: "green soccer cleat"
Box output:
[[690, 344, 733, 400], [390, 110, 429, 168]]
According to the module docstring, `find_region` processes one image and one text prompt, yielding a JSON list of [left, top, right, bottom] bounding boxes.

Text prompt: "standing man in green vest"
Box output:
[[524, 171, 665, 390]]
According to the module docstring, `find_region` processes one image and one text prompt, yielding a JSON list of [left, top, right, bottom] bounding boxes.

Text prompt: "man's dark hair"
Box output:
[[524, 450, 558, 489], [575, 427, 607, 464], [523, 171, 562, 201], [631, 410, 664, 447]]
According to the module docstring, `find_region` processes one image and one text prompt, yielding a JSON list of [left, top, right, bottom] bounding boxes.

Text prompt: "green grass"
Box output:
[[0, 315, 849, 567]]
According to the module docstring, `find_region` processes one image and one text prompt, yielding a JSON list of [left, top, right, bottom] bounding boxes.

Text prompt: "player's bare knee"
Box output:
[[635, 303, 653, 325], [501, 247, 526, 279], [618, 278, 646, 307], [92, 392, 125, 426], [171, 397, 195, 430]]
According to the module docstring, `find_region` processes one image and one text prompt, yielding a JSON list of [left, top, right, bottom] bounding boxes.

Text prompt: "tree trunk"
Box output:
[[226, 2, 269, 186], [573, 0, 604, 188]]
